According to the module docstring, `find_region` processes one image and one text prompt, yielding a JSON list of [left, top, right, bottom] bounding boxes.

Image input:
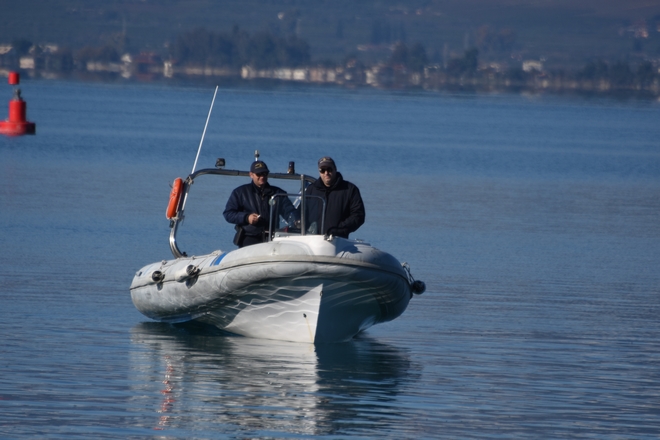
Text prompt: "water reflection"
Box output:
[[129, 322, 415, 436]]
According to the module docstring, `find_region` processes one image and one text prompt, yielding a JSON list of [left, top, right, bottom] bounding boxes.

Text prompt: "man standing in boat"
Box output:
[[224, 160, 292, 247], [306, 157, 365, 238]]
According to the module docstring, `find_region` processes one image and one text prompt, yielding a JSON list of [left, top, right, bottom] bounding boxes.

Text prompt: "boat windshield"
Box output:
[[269, 193, 325, 239]]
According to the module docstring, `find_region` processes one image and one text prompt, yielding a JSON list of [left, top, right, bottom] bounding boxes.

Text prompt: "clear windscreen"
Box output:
[[269, 194, 325, 238]]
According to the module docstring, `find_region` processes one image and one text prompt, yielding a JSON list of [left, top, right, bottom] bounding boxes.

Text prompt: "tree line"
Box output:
[[423, 48, 660, 93], [4, 26, 311, 71], [171, 26, 310, 69], [576, 59, 658, 88]]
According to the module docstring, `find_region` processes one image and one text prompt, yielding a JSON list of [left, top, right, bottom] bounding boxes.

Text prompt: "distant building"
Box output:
[[86, 61, 122, 73], [522, 60, 543, 73], [164, 61, 173, 78], [20, 56, 35, 69], [0, 45, 17, 67], [292, 68, 307, 81], [41, 44, 59, 54], [241, 66, 309, 81]]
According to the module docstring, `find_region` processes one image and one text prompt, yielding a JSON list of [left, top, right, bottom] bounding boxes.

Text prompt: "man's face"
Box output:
[[250, 171, 269, 188], [319, 167, 336, 187]]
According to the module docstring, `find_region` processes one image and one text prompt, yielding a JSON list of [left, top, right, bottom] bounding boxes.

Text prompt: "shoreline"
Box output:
[[5, 67, 660, 100]]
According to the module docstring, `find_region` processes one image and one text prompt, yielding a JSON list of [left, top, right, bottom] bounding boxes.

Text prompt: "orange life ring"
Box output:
[[166, 178, 183, 219]]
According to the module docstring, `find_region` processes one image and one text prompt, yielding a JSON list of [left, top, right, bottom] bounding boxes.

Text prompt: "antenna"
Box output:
[[191, 86, 219, 175]]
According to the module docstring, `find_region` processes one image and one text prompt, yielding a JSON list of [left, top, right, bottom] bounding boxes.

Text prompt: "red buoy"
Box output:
[[0, 72, 36, 136], [8, 72, 19, 85], [9, 99, 27, 122]]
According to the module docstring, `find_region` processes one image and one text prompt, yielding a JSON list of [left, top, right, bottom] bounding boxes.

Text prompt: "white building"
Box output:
[[522, 60, 543, 73]]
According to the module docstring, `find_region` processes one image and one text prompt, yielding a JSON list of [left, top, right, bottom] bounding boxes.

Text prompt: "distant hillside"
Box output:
[[3, 0, 660, 69]]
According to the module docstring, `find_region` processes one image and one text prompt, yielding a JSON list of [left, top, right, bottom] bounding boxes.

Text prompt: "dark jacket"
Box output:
[[223, 182, 286, 239], [305, 172, 365, 238]]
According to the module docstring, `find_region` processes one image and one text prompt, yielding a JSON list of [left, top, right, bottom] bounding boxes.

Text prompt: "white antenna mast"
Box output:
[[191, 86, 219, 175]]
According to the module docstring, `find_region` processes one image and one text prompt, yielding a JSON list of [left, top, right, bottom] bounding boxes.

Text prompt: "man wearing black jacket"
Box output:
[[305, 156, 365, 238], [223, 160, 287, 247]]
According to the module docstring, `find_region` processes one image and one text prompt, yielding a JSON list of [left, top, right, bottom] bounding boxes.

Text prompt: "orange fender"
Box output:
[[166, 178, 183, 219]]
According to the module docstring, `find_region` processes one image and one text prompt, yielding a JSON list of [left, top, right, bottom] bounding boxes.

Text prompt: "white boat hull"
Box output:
[[130, 236, 413, 343]]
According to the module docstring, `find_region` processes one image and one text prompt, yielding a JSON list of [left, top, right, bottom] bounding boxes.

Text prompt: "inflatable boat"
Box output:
[[130, 155, 424, 343]]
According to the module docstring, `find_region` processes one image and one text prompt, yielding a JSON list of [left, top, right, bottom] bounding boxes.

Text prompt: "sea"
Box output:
[[1, 79, 659, 439]]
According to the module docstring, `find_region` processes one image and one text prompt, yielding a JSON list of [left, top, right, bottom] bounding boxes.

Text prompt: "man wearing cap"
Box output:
[[305, 156, 365, 238], [223, 160, 289, 247]]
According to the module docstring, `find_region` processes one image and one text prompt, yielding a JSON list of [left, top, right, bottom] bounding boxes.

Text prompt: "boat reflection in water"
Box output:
[[129, 322, 416, 435]]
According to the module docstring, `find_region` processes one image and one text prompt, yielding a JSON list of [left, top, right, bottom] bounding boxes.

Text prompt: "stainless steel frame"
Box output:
[[168, 166, 317, 259]]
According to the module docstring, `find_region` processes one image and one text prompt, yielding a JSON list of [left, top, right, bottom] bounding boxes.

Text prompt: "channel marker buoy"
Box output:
[[0, 71, 36, 136]]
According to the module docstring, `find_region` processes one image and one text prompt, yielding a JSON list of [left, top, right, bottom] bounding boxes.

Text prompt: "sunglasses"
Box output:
[[319, 168, 334, 174], [255, 172, 269, 177]]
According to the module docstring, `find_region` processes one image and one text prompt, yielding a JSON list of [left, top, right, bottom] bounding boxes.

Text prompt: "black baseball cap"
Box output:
[[250, 160, 269, 174], [318, 157, 336, 169]]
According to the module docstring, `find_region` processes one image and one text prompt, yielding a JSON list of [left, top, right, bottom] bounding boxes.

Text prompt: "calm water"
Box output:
[[1, 80, 659, 438]]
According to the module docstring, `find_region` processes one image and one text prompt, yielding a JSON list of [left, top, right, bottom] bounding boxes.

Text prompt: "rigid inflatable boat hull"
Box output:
[[130, 237, 412, 343]]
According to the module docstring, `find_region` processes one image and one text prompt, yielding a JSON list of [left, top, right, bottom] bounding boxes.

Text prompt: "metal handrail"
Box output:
[[168, 166, 317, 259]]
